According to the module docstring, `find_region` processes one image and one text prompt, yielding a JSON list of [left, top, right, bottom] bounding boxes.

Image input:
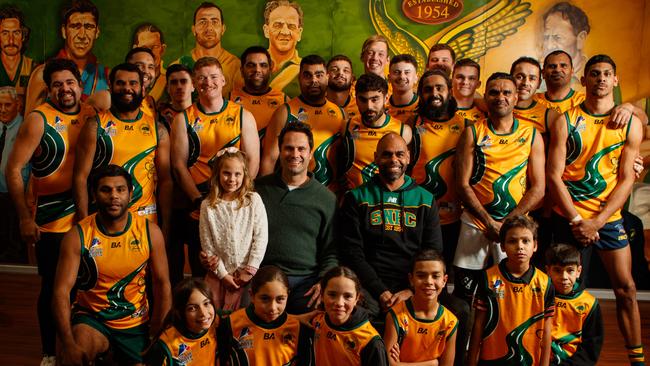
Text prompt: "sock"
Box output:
[[627, 344, 645, 365]]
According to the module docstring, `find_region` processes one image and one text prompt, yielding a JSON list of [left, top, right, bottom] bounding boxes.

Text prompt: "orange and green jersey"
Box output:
[[221, 306, 311, 366], [551, 285, 601, 364], [340, 95, 359, 120], [31, 101, 94, 233], [514, 100, 552, 134], [466, 118, 537, 230], [94, 109, 159, 222], [455, 104, 485, 124], [556, 104, 629, 222], [312, 311, 385, 366], [153, 325, 217, 366], [410, 114, 468, 225], [534, 89, 586, 114], [0, 55, 34, 98], [475, 261, 555, 365], [388, 299, 458, 362], [386, 94, 419, 123], [231, 87, 287, 143], [183, 100, 243, 218], [141, 95, 157, 120], [283, 96, 346, 186], [341, 114, 406, 190], [74, 213, 151, 329]]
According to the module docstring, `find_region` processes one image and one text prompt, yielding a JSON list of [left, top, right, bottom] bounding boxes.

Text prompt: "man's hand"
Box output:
[[19, 217, 40, 244], [608, 104, 634, 129], [389, 342, 401, 363], [570, 219, 601, 245], [633, 155, 644, 178], [199, 250, 218, 272], [222, 274, 240, 291], [389, 289, 413, 307], [484, 219, 502, 242], [304, 283, 322, 308], [379, 290, 394, 311], [60, 341, 89, 366], [234, 268, 253, 285]]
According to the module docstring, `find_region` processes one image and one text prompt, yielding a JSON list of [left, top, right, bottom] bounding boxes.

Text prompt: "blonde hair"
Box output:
[[206, 148, 254, 208]]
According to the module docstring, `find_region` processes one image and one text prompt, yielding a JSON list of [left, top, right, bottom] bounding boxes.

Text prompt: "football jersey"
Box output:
[[231, 87, 286, 142], [410, 114, 468, 225], [31, 101, 94, 233], [534, 89, 586, 114], [283, 96, 346, 186], [340, 114, 405, 190], [155, 325, 217, 366], [183, 100, 243, 217], [94, 109, 159, 222], [551, 286, 599, 363], [341, 95, 359, 120], [514, 100, 552, 134], [388, 299, 457, 362], [455, 104, 485, 124], [0, 55, 34, 98], [466, 118, 537, 230], [74, 213, 151, 329], [386, 94, 419, 123], [556, 104, 628, 221], [312, 312, 382, 366], [222, 306, 308, 366], [475, 261, 555, 365]]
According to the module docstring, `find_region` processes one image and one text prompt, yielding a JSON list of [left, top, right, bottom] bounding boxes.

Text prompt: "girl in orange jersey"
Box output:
[[219, 265, 312, 365], [384, 250, 458, 366], [146, 279, 218, 365], [312, 266, 389, 366], [199, 147, 268, 311]]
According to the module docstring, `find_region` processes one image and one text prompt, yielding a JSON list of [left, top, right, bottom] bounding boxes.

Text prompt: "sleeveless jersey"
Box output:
[[74, 213, 151, 329], [94, 109, 159, 222], [231, 87, 286, 142], [312, 312, 382, 366], [388, 299, 458, 362], [467, 118, 536, 231], [386, 94, 419, 123], [184, 101, 243, 218], [224, 307, 304, 366], [284, 96, 346, 186], [31, 101, 93, 233], [551, 288, 599, 363], [455, 104, 485, 124], [141, 95, 157, 120], [411, 114, 468, 225], [0, 55, 34, 97], [341, 95, 359, 120], [534, 89, 586, 114], [475, 263, 555, 365], [514, 101, 551, 134], [341, 114, 405, 190], [156, 326, 217, 366], [557, 104, 628, 221]]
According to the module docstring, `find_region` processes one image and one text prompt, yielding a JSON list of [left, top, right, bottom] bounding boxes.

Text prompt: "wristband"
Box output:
[[570, 214, 582, 224]]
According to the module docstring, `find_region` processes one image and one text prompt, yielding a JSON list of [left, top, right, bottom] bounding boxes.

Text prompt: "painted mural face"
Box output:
[[62, 12, 99, 59], [264, 5, 303, 55], [134, 30, 165, 71], [192, 7, 225, 50], [0, 18, 23, 57]]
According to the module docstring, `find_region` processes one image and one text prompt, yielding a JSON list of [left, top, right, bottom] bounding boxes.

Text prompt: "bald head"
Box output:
[[375, 132, 409, 184]]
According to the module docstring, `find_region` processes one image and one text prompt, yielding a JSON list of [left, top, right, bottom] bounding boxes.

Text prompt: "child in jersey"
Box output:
[[312, 266, 389, 366], [384, 249, 458, 366], [146, 279, 218, 365], [468, 215, 554, 366], [218, 265, 312, 365], [546, 244, 603, 365], [200, 147, 268, 310]]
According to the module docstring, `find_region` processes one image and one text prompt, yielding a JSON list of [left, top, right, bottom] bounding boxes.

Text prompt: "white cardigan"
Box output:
[[199, 192, 268, 279]]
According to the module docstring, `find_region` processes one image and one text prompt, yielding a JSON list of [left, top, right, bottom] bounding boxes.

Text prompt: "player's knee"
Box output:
[[613, 280, 637, 303]]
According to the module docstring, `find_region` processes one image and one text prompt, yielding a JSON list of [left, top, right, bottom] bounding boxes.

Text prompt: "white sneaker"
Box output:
[[39, 355, 56, 366]]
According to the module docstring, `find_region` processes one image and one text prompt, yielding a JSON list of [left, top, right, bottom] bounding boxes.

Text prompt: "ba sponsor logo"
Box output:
[[315, 109, 323, 115], [124, 125, 134, 131], [263, 332, 275, 340], [417, 327, 428, 334], [432, 124, 443, 130], [557, 301, 567, 308], [252, 99, 261, 105], [200, 338, 210, 348], [326, 331, 336, 340], [110, 241, 121, 248]]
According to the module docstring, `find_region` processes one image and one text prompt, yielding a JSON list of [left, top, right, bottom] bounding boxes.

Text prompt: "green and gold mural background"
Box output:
[[7, 0, 650, 101]]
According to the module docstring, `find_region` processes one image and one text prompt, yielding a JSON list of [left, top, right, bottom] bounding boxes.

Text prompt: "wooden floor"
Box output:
[[0, 273, 648, 365]]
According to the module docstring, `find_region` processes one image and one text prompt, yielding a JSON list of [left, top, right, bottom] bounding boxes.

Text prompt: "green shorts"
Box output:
[[72, 313, 149, 364]]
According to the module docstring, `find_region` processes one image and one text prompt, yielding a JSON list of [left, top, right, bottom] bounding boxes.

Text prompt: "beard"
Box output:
[[423, 95, 456, 120], [328, 79, 351, 92], [361, 108, 384, 125], [111, 90, 144, 113]]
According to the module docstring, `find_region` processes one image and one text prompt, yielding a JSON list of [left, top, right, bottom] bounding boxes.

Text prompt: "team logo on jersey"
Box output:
[[344, 336, 357, 351], [416, 124, 427, 136], [297, 108, 308, 122], [129, 239, 141, 251], [131, 303, 148, 319], [89, 237, 103, 258], [192, 117, 203, 132], [282, 331, 296, 346], [233, 96, 242, 104], [225, 115, 236, 124], [574, 116, 586, 134], [492, 278, 505, 298], [139, 123, 152, 136], [477, 135, 492, 149], [54, 116, 67, 133], [449, 123, 461, 134], [516, 137, 528, 146], [177, 343, 193, 364], [268, 99, 279, 108], [575, 304, 586, 314], [239, 326, 251, 339], [328, 108, 337, 117], [104, 120, 117, 136]]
